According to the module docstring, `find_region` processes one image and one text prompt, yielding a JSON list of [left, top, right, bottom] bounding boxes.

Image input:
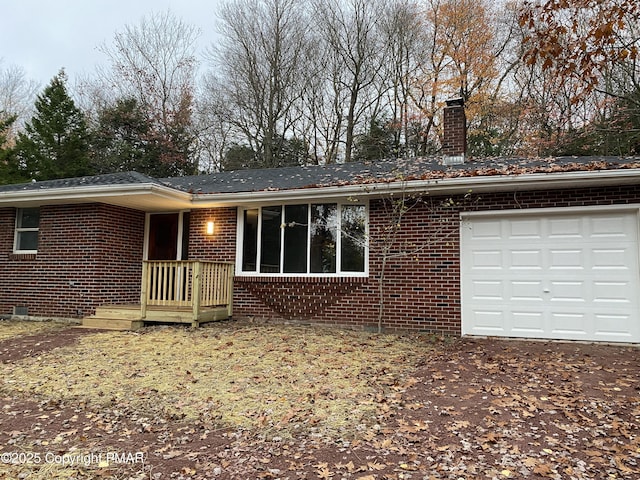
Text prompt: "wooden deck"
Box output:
[[82, 304, 232, 330], [82, 260, 234, 331]]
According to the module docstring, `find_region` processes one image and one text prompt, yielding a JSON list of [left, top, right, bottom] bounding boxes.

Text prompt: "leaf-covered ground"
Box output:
[[0, 319, 67, 341], [0, 320, 638, 479]]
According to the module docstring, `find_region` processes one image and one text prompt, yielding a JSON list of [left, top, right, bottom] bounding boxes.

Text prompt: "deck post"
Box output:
[[140, 261, 149, 319], [192, 261, 202, 327], [227, 264, 234, 318]]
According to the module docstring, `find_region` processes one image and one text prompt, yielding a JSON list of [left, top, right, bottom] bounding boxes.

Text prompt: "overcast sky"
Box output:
[[1, 0, 223, 87]]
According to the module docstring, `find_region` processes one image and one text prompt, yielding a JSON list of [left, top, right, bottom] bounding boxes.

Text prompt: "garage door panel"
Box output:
[[593, 281, 633, 303], [509, 219, 542, 239], [511, 311, 545, 334], [550, 312, 587, 335], [469, 220, 502, 239], [462, 210, 640, 342], [592, 248, 632, 270], [510, 250, 543, 269], [510, 281, 543, 301], [549, 281, 585, 302], [590, 215, 633, 237], [472, 310, 506, 332], [549, 249, 583, 269], [594, 313, 634, 338], [549, 217, 582, 238], [472, 250, 502, 269], [470, 280, 503, 300]]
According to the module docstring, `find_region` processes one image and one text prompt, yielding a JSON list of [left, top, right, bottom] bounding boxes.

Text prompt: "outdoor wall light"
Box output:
[[206, 221, 215, 235]]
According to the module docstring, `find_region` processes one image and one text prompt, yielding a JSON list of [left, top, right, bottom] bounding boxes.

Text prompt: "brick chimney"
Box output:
[[442, 98, 466, 165]]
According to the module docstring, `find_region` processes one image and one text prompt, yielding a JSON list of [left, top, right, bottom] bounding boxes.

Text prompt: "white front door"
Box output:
[[461, 208, 640, 343]]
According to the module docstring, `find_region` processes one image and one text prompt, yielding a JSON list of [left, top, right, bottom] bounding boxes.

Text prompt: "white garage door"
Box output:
[[461, 208, 640, 343]]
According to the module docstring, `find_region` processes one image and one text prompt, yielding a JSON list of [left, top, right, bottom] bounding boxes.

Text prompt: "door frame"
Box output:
[[143, 210, 191, 261]]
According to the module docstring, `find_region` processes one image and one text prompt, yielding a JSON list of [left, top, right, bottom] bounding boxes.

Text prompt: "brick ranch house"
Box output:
[[2, 101, 640, 342]]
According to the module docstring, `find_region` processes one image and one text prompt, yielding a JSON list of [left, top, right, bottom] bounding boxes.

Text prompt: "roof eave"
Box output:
[[2, 168, 638, 211], [190, 168, 640, 207], [0, 183, 193, 212]]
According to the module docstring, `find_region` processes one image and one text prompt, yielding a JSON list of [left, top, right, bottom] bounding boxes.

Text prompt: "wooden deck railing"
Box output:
[[140, 261, 234, 320]]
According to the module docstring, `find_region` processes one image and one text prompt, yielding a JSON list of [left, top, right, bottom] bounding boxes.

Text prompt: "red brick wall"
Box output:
[[227, 184, 640, 333], [188, 207, 237, 262], [0, 204, 144, 318], [4, 183, 640, 332]]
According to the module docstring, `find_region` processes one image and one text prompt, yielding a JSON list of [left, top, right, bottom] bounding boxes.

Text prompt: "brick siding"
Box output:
[[227, 184, 640, 333], [0, 204, 144, 318], [188, 208, 237, 262], [4, 184, 640, 333]]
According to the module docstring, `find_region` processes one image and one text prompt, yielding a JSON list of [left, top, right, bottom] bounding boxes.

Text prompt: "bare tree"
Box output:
[[408, 0, 510, 154], [99, 10, 199, 118], [311, 0, 384, 163], [296, 24, 350, 164], [0, 62, 39, 142], [195, 78, 236, 172], [376, 0, 427, 157], [93, 10, 200, 174], [361, 180, 474, 333], [207, 0, 311, 169]]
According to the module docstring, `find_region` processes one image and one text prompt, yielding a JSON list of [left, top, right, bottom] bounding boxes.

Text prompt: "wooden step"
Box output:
[[94, 305, 143, 320], [143, 306, 230, 324], [81, 317, 144, 331], [143, 311, 194, 323]]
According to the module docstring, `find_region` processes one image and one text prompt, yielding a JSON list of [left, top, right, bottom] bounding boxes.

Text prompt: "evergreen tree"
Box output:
[[91, 96, 196, 177], [353, 118, 397, 162], [222, 144, 260, 171], [15, 70, 93, 181], [91, 97, 160, 175], [221, 137, 310, 172], [0, 112, 28, 184]]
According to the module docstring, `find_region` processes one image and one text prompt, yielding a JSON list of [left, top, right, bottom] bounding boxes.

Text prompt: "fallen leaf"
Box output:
[[367, 461, 386, 471]]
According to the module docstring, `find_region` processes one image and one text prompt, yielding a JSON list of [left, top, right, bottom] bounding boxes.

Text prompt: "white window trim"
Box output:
[[14, 207, 40, 254], [236, 201, 369, 278]]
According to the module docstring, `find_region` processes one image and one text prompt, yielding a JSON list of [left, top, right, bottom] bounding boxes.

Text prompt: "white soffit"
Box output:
[[0, 184, 192, 212]]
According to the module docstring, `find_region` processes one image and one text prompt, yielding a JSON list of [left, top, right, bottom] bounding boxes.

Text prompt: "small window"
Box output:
[[14, 207, 40, 253]]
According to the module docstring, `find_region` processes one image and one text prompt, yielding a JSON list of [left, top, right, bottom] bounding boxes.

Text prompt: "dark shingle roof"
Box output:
[[162, 156, 640, 195], [0, 172, 160, 193], [161, 159, 405, 194], [3, 156, 640, 196]]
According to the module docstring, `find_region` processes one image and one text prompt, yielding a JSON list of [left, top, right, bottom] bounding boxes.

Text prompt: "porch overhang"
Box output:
[[0, 183, 193, 212]]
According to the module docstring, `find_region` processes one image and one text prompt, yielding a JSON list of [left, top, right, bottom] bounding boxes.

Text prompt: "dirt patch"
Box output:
[[0, 319, 70, 341], [0, 322, 91, 363], [0, 323, 639, 479]]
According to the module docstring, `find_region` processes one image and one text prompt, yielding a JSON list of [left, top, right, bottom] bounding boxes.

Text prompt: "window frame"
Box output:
[[236, 200, 369, 277], [14, 207, 40, 254]]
